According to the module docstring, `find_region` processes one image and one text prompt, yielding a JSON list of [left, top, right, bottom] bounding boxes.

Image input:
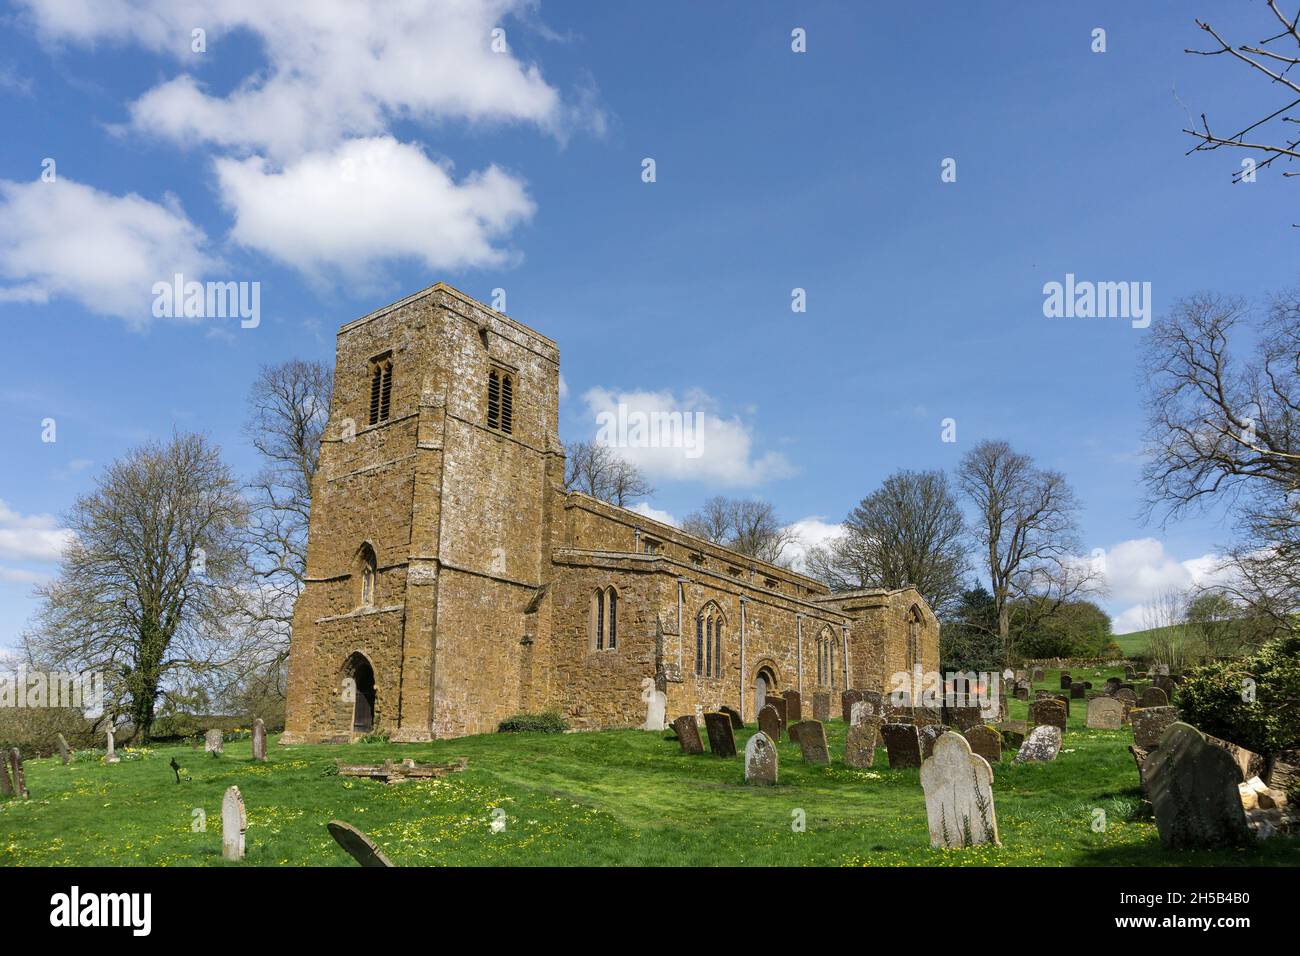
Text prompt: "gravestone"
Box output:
[[841, 689, 864, 722], [205, 729, 224, 754], [1205, 733, 1265, 782], [640, 677, 667, 730], [920, 724, 949, 760], [1014, 725, 1062, 763], [1132, 706, 1181, 749], [252, 718, 267, 762], [1051, 693, 1071, 717], [921, 733, 1000, 848], [948, 704, 984, 732], [1103, 677, 1122, 695], [744, 731, 778, 785], [0, 755, 12, 797], [757, 705, 781, 745], [327, 820, 395, 867], [1154, 675, 1176, 698], [1086, 697, 1124, 730], [672, 715, 704, 755], [812, 691, 831, 723], [859, 691, 885, 719], [1124, 664, 1136, 680], [221, 785, 246, 861], [795, 719, 830, 765], [7, 749, 28, 799], [1139, 687, 1168, 709], [1114, 687, 1137, 705], [1069, 681, 1086, 700], [788, 722, 802, 745], [781, 690, 802, 723], [1146, 722, 1251, 850], [962, 725, 1002, 765], [703, 712, 737, 757], [765, 695, 788, 737], [845, 716, 882, 768], [1028, 698, 1067, 735], [882, 723, 923, 769], [1059, 673, 1072, 690], [57, 733, 71, 765], [1031, 667, 1044, 682], [914, 707, 944, 728], [719, 705, 743, 730], [997, 721, 1027, 749], [1014, 681, 1030, 701], [849, 701, 870, 726], [105, 728, 120, 764]]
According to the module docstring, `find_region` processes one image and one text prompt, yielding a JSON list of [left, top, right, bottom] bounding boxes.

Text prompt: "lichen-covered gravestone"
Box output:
[[757, 704, 781, 745], [961, 725, 1002, 765], [765, 695, 788, 738], [782, 690, 802, 722], [221, 786, 246, 861], [845, 716, 882, 768], [104, 728, 120, 764], [56, 733, 71, 766], [1132, 706, 1180, 749], [327, 820, 395, 867], [921, 733, 1000, 848], [1032, 667, 1044, 682], [1139, 687, 1168, 709], [0, 754, 12, 797], [7, 749, 28, 799], [672, 715, 704, 754], [744, 731, 778, 785], [1147, 722, 1251, 850], [251, 718, 267, 762], [205, 729, 224, 754], [882, 723, 922, 769], [920, 724, 949, 760], [795, 719, 830, 765], [703, 712, 737, 758], [1086, 697, 1124, 730], [1014, 725, 1062, 764], [1028, 698, 1067, 735], [841, 689, 863, 722], [811, 691, 831, 723]]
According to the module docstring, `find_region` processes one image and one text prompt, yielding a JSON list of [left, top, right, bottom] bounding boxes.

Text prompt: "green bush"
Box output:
[[1178, 631, 1300, 756], [497, 711, 568, 734]]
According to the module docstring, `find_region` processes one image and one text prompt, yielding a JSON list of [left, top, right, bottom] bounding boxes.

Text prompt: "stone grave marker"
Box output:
[[205, 729, 224, 754], [1147, 723, 1251, 849], [1124, 664, 1136, 680], [56, 733, 71, 765], [920, 724, 949, 760], [962, 724, 1002, 765], [1014, 725, 1062, 763], [841, 689, 863, 722], [781, 691, 802, 722], [1059, 672, 1072, 690], [765, 695, 788, 737], [640, 677, 667, 730], [1028, 698, 1067, 735], [719, 705, 743, 730], [947, 703, 984, 732], [0, 755, 12, 797], [1132, 706, 1180, 749], [795, 719, 830, 765], [1031, 667, 1044, 682], [222, 785, 246, 861], [1014, 681, 1030, 701], [327, 820, 395, 867], [757, 705, 781, 745], [921, 733, 1000, 848], [744, 731, 778, 785], [811, 691, 831, 723], [1069, 681, 1086, 700], [1086, 697, 1124, 730], [1103, 677, 1122, 695], [845, 716, 882, 768], [703, 712, 737, 757], [1139, 687, 1168, 709], [1154, 675, 1176, 698], [1205, 733, 1265, 782], [882, 723, 923, 769], [105, 727, 120, 764], [1114, 687, 1137, 705], [252, 718, 267, 761], [997, 721, 1027, 749], [7, 749, 28, 799], [672, 715, 704, 754]]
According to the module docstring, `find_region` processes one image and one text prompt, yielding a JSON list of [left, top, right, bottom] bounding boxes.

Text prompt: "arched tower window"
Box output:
[[589, 586, 618, 651], [368, 357, 392, 426], [694, 602, 725, 678], [356, 543, 377, 608], [488, 367, 515, 435]]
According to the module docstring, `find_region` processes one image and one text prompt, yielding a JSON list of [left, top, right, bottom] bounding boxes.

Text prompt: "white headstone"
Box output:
[[744, 730, 778, 785], [222, 786, 246, 861], [1014, 724, 1063, 763], [920, 732, 1000, 848], [105, 728, 120, 763], [640, 677, 666, 731], [205, 729, 224, 754]]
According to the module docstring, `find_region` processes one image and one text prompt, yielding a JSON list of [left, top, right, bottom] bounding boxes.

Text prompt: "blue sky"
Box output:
[[0, 0, 1292, 647]]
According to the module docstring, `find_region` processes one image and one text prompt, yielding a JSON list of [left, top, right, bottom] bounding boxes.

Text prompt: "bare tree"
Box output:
[[23, 433, 251, 741], [1183, 2, 1300, 187], [957, 440, 1101, 659], [563, 440, 654, 507], [804, 469, 968, 616], [1142, 589, 1194, 673], [682, 496, 797, 567]]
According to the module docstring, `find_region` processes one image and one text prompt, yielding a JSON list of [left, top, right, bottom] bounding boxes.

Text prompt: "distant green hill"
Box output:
[[1112, 620, 1255, 660]]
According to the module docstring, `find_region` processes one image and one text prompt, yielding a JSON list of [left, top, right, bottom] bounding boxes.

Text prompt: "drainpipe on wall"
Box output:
[[676, 577, 687, 673], [739, 596, 748, 721], [796, 613, 804, 697], [842, 624, 851, 690]]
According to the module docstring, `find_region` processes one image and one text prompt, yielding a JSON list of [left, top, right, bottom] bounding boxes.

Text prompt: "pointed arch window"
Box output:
[[694, 603, 725, 679], [488, 367, 515, 435], [815, 627, 836, 687], [356, 543, 377, 609], [589, 586, 618, 651], [368, 357, 392, 426]]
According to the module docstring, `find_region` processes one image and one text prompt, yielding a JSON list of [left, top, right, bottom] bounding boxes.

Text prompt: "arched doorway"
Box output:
[[343, 652, 376, 734], [754, 667, 777, 716]]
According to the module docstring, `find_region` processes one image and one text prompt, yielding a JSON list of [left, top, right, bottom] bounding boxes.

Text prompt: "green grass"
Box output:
[[2, 667, 1295, 866], [1112, 629, 1155, 657]]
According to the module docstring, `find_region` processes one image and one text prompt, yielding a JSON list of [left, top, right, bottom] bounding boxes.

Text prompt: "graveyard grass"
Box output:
[[3, 669, 1297, 867]]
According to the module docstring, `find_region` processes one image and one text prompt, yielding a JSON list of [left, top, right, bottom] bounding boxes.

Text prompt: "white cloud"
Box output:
[[0, 500, 72, 563], [215, 136, 534, 278], [1095, 537, 1236, 634], [581, 386, 795, 488], [628, 502, 677, 527], [20, 0, 583, 159], [782, 516, 844, 575], [0, 178, 213, 323]]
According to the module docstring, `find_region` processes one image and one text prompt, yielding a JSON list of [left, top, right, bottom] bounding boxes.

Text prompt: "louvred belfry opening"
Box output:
[[500, 372, 513, 434], [487, 369, 500, 429]]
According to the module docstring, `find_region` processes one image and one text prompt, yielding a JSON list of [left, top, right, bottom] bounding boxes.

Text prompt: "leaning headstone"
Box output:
[[1014, 725, 1062, 764], [757, 705, 781, 745], [7, 749, 28, 799], [251, 718, 267, 761], [0, 755, 12, 796], [1028, 698, 1067, 735], [744, 731, 778, 786], [841, 689, 864, 722], [962, 725, 1003, 765], [56, 733, 71, 765], [920, 724, 949, 760], [1132, 706, 1180, 749], [921, 733, 1000, 848], [205, 729, 224, 754], [1146, 722, 1251, 849], [1204, 733, 1265, 783], [221, 786, 246, 861], [1059, 673, 1072, 690], [327, 820, 395, 867], [1069, 681, 1086, 700], [718, 705, 743, 730], [672, 715, 704, 755], [795, 719, 830, 765], [845, 716, 882, 768], [1139, 687, 1168, 709], [765, 695, 788, 737], [812, 691, 831, 723], [781, 691, 802, 723], [703, 712, 737, 758], [105, 728, 120, 764], [1086, 697, 1124, 730], [882, 723, 923, 769]]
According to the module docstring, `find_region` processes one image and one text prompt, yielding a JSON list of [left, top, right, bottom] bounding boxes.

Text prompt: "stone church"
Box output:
[[281, 283, 939, 743]]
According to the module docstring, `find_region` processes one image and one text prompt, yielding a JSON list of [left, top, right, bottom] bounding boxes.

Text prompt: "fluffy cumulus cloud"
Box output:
[[0, 178, 214, 324], [628, 501, 677, 528], [580, 386, 796, 488], [215, 137, 535, 277], [0, 500, 72, 567], [19, 0, 578, 159], [781, 516, 844, 574], [1094, 537, 1235, 634]]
